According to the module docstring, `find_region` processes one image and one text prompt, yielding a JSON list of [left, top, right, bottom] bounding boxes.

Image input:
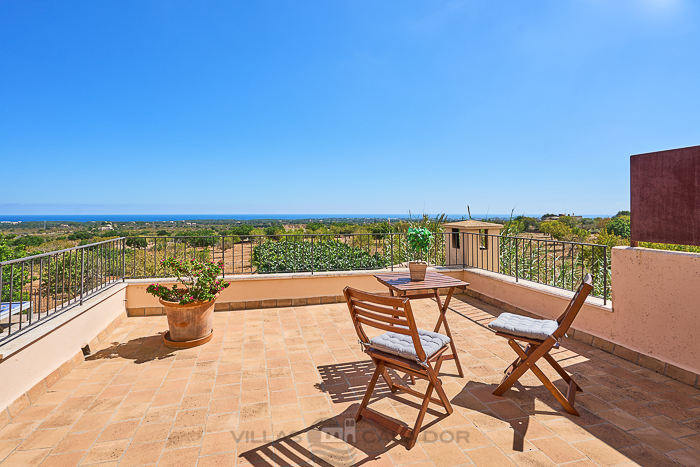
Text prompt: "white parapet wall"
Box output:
[[0, 284, 128, 419]]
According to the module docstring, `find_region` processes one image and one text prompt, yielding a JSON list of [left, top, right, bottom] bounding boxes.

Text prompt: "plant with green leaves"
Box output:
[[406, 227, 433, 261], [146, 257, 229, 304]]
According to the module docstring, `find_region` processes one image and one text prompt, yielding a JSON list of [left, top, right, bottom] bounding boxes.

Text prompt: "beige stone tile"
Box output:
[[572, 438, 632, 466]]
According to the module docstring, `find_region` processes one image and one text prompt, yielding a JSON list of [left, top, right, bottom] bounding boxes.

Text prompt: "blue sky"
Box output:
[[1, 0, 698, 217]]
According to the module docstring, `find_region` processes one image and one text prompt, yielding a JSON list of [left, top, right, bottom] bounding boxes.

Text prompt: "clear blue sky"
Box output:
[[1, 0, 698, 216]]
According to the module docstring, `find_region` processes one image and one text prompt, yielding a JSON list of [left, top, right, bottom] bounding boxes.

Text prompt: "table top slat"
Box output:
[[374, 271, 468, 292]]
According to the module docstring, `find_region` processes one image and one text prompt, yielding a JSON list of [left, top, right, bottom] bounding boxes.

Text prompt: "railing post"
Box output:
[[122, 238, 126, 282], [515, 237, 519, 282], [603, 246, 608, 305], [221, 237, 225, 278], [390, 233, 394, 271], [80, 248, 85, 305], [311, 236, 315, 275]]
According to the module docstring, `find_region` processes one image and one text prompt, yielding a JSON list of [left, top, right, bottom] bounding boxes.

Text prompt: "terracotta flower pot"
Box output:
[[408, 261, 427, 281], [160, 294, 218, 347]]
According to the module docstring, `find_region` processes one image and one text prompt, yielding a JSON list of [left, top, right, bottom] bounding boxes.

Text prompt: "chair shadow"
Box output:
[[84, 333, 176, 364], [239, 404, 398, 467]]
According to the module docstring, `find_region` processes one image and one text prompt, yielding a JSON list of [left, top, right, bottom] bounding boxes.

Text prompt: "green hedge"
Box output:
[[252, 239, 387, 273]]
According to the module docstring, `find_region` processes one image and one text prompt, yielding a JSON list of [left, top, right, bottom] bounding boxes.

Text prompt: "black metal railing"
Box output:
[[121, 232, 610, 302], [0, 238, 126, 344], [456, 232, 610, 304], [0, 232, 609, 345]]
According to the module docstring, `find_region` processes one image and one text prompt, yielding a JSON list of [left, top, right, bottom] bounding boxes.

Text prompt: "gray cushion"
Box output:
[[368, 327, 450, 360], [488, 312, 558, 341]]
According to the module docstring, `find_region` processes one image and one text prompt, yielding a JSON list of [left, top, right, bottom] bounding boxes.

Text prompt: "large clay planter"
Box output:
[[160, 295, 217, 348]]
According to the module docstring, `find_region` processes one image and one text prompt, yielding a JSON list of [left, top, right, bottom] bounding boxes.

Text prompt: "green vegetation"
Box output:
[[605, 216, 630, 239], [146, 258, 229, 304], [406, 227, 433, 260], [252, 239, 388, 273]]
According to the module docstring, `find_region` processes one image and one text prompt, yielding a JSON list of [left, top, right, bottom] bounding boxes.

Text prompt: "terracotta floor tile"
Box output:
[[484, 428, 535, 455], [596, 408, 648, 430], [18, 427, 70, 451], [52, 430, 100, 453], [205, 412, 239, 433], [81, 439, 130, 464], [173, 408, 208, 427], [530, 436, 587, 463], [619, 443, 680, 467], [0, 439, 22, 462], [38, 451, 85, 467], [572, 438, 632, 466], [465, 445, 516, 467], [509, 450, 557, 467], [239, 402, 270, 421], [0, 421, 42, 440], [111, 403, 149, 422], [37, 411, 83, 431], [200, 431, 240, 456], [1, 447, 51, 467], [119, 440, 165, 466], [666, 448, 700, 467], [158, 446, 200, 467]]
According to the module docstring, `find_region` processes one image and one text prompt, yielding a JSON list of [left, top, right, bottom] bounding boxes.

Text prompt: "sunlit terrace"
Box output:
[[1, 291, 699, 466], [1, 228, 700, 467]]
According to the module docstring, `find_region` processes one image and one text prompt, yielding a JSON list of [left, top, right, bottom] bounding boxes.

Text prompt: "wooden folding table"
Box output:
[[373, 271, 469, 377]]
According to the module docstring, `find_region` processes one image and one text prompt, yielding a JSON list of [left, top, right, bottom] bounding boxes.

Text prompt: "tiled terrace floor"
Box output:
[[2, 296, 700, 467]]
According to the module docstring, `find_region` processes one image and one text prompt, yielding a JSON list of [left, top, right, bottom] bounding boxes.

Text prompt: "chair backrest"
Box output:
[[553, 273, 594, 338], [343, 287, 428, 363]]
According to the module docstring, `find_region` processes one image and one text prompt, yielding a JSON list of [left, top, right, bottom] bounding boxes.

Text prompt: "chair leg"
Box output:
[[544, 353, 582, 392], [431, 359, 453, 415], [493, 340, 547, 396], [496, 339, 580, 416], [356, 362, 384, 422], [408, 382, 434, 449], [381, 367, 397, 393]]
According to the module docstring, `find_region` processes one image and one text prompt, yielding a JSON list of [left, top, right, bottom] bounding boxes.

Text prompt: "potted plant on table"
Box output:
[[406, 227, 433, 281], [147, 257, 229, 349]]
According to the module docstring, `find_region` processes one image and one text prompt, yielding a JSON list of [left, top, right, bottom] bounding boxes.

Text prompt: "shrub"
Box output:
[[605, 216, 630, 239], [68, 231, 93, 241], [179, 230, 219, 248], [407, 227, 433, 260], [306, 222, 324, 232], [147, 258, 229, 304], [126, 237, 148, 248], [13, 235, 45, 247], [156, 230, 169, 236], [540, 221, 572, 240], [252, 239, 387, 273]]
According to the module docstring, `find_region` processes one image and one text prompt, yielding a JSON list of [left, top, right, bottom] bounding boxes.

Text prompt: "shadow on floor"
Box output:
[[239, 404, 442, 466], [85, 333, 176, 364]]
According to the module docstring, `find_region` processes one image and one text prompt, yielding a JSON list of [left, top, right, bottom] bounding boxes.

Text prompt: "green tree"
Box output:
[[605, 216, 630, 239], [614, 210, 631, 218], [12, 235, 45, 247]]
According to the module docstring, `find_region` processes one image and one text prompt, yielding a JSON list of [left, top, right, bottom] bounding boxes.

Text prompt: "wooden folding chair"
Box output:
[[344, 286, 453, 449], [489, 273, 594, 416]]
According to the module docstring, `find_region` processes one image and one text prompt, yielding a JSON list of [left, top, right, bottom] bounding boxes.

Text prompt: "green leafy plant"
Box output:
[[252, 239, 387, 273], [146, 257, 229, 304], [605, 216, 630, 239], [406, 227, 433, 261]]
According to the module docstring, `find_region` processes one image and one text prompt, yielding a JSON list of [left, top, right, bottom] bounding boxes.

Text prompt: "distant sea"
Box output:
[[0, 214, 613, 222]]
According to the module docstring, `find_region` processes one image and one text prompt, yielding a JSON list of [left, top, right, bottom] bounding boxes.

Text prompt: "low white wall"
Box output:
[[464, 247, 700, 380], [0, 284, 127, 412], [609, 247, 700, 376]]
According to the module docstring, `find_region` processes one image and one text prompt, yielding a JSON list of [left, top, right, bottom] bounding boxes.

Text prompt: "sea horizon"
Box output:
[[0, 213, 616, 223]]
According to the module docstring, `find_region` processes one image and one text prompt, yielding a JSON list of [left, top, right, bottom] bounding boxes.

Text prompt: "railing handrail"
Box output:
[[125, 231, 602, 247], [0, 237, 126, 266]]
